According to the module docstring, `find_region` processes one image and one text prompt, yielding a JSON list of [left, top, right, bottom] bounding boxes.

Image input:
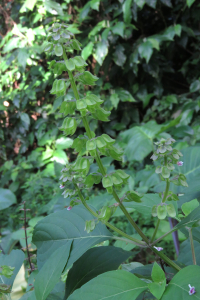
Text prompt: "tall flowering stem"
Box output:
[[45, 23, 182, 272]]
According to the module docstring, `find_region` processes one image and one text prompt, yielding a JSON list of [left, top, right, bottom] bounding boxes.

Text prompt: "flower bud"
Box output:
[[188, 284, 196, 295], [177, 161, 184, 166], [67, 206, 72, 211]]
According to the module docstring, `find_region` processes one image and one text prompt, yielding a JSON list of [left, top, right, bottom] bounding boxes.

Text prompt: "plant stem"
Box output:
[[162, 179, 170, 203], [189, 228, 196, 265], [62, 47, 182, 272], [23, 201, 34, 274], [62, 47, 149, 244], [151, 219, 160, 243], [73, 181, 146, 247], [151, 176, 170, 242]]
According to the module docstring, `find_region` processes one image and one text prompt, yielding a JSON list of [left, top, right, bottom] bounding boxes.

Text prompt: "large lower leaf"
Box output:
[[119, 121, 161, 161], [68, 270, 148, 300], [0, 249, 25, 288], [178, 239, 200, 266], [34, 241, 72, 300], [0, 188, 16, 210], [65, 246, 132, 298], [161, 265, 200, 299], [32, 206, 112, 269]]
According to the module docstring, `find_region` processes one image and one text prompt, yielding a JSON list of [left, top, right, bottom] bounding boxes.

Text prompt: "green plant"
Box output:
[[11, 22, 200, 300]]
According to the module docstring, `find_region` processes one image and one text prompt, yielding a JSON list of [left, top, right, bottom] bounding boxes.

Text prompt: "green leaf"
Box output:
[[65, 246, 132, 298], [18, 48, 29, 69], [162, 167, 170, 178], [55, 44, 63, 56], [94, 40, 108, 66], [0, 250, 25, 288], [135, 0, 145, 8], [149, 282, 166, 300], [151, 262, 166, 283], [44, 0, 64, 15], [138, 41, 153, 63], [186, 0, 196, 7], [55, 137, 73, 150], [0, 189, 16, 210], [90, 0, 100, 10], [160, 0, 172, 7], [190, 80, 200, 93], [175, 206, 200, 230], [82, 42, 94, 60], [20, 0, 37, 11], [162, 265, 200, 299], [157, 205, 167, 220], [182, 199, 199, 216], [32, 206, 112, 269], [77, 71, 99, 85], [145, 0, 157, 8], [174, 24, 182, 36], [178, 239, 200, 266], [120, 121, 161, 161], [34, 242, 72, 300], [112, 22, 125, 37], [65, 59, 75, 71], [123, 0, 132, 23], [113, 45, 126, 67], [166, 204, 176, 218], [68, 270, 148, 300]]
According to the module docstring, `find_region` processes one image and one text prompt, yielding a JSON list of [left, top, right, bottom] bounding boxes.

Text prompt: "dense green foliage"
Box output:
[[0, 0, 200, 299]]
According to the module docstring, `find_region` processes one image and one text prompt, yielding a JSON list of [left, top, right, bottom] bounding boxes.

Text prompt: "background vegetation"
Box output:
[[0, 0, 200, 297]]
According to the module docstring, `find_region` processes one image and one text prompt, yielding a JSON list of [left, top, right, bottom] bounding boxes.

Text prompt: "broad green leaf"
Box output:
[[162, 265, 200, 299], [187, 0, 196, 7], [0, 250, 25, 288], [112, 22, 125, 37], [157, 205, 167, 220], [90, 0, 100, 11], [110, 93, 120, 109], [44, 0, 64, 15], [68, 270, 148, 300], [94, 40, 108, 66], [55, 137, 73, 150], [123, 0, 132, 23], [138, 41, 153, 63], [174, 24, 182, 36], [182, 199, 199, 216], [178, 239, 200, 266], [55, 44, 63, 56], [145, 0, 157, 8], [34, 241, 72, 300], [82, 42, 94, 60], [51, 149, 68, 165], [65, 246, 132, 298], [18, 48, 29, 69], [160, 0, 172, 7], [0, 188, 16, 210], [20, 0, 37, 11], [113, 45, 126, 67], [151, 262, 166, 283], [120, 121, 161, 161], [32, 206, 112, 269], [149, 282, 166, 300], [174, 206, 200, 230], [190, 80, 200, 93], [135, 0, 145, 8]]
